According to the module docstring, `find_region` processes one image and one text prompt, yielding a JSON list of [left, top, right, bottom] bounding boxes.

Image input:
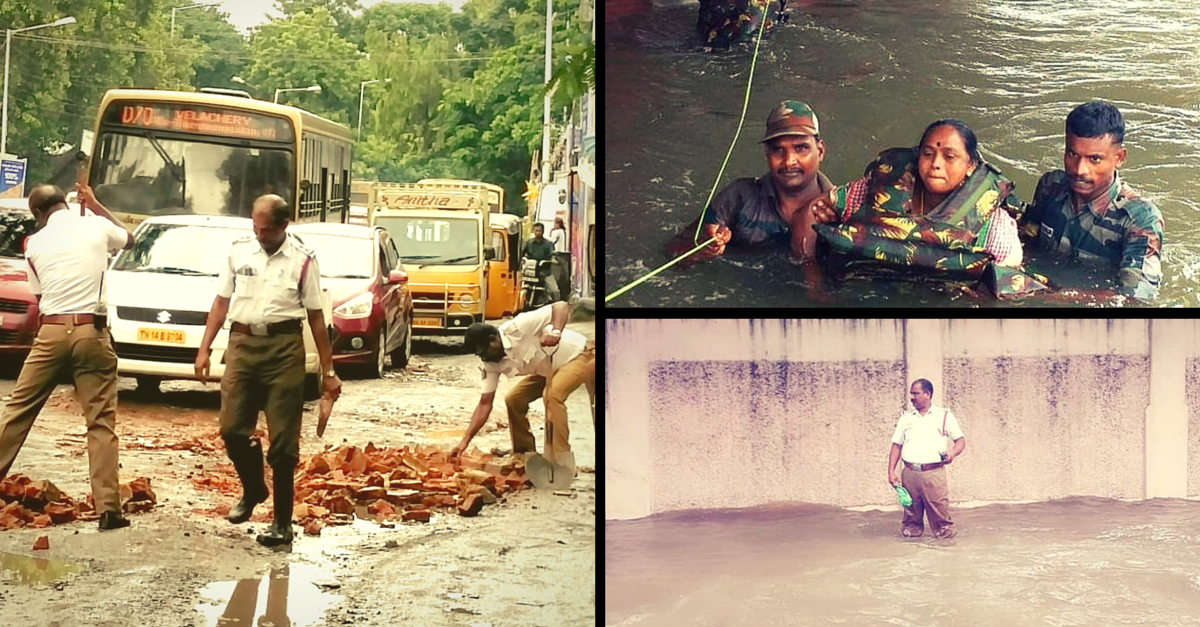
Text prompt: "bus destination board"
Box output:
[[104, 102, 294, 143]]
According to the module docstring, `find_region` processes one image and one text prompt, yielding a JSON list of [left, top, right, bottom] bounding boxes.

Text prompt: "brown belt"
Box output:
[[230, 320, 303, 336], [905, 461, 944, 472], [41, 313, 103, 326]]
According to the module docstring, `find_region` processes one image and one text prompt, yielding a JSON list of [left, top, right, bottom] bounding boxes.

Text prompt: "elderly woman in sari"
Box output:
[[791, 119, 1043, 296]]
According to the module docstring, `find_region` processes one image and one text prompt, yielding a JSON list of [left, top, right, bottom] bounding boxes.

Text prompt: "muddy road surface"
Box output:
[[0, 320, 596, 627]]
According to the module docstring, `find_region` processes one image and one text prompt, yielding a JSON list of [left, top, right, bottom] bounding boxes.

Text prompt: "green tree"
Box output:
[[274, 0, 360, 42], [241, 7, 367, 124], [0, 0, 199, 187], [168, 2, 248, 91]]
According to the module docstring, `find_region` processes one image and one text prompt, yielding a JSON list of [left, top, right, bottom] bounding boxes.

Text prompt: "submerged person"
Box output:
[[697, 0, 787, 48], [664, 100, 834, 267], [887, 379, 965, 540], [796, 119, 1047, 297], [1020, 100, 1164, 302]]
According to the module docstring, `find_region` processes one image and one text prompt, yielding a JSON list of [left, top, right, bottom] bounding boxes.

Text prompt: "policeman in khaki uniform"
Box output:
[[453, 301, 595, 461], [195, 194, 341, 547], [0, 184, 133, 530]]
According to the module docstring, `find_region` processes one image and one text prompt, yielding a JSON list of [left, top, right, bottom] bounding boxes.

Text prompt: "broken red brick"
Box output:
[[32, 535, 48, 550], [44, 503, 78, 525], [127, 477, 156, 504], [304, 520, 323, 536], [28, 514, 52, 528], [401, 509, 431, 522], [367, 500, 395, 518], [355, 486, 387, 501], [326, 496, 354, 515], [457, 492, 484, 517]]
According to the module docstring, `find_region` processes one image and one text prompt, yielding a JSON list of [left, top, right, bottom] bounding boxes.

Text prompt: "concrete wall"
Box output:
[[607, 319, 1200, 521]]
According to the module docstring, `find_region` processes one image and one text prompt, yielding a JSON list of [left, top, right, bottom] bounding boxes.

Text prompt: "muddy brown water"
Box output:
[[606, 0, 1200, 307], [606, 498, 1200, 625]]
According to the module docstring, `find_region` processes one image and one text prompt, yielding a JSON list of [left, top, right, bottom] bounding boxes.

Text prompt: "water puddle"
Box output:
[[0, 551, 84, 585], [195, 562, 342, 627]]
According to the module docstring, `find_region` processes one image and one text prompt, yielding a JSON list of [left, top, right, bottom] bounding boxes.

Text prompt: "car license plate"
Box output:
[[137, 328, 186, 344], [414, 317, 442, 328]]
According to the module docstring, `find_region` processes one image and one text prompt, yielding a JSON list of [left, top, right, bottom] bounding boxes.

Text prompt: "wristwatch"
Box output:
[[324, 368, 337, 378], [549, 329, 562, 337]]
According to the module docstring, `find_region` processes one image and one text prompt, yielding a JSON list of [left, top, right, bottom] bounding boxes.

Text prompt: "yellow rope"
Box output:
[[605, 10, 773, 304]]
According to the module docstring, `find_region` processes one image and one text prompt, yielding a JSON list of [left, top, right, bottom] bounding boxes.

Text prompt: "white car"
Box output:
[[106, 215, 330, 397]]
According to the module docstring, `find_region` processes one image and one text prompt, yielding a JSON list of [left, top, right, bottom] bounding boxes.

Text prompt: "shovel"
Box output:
[[524, 360, 575, 491]]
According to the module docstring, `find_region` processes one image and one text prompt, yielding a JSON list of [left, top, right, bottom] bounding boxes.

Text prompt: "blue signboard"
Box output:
[[0, 158, 26, 199]]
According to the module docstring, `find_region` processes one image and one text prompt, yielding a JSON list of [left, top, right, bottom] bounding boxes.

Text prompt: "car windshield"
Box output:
[[374, 216, 477, 267], [92, 132, 293, 218], [0, 210, 37, 259], [111, 223, 249, 276], [291, 232, 373, 279]]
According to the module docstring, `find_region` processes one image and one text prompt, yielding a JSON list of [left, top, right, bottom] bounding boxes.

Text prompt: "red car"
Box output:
[[289, 223, 413, 378], [0, 203, 41, 357]]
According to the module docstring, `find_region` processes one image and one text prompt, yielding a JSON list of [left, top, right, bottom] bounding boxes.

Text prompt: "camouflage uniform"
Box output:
[[1021, 170, 1164, 301], [697, 0, 786, 48]]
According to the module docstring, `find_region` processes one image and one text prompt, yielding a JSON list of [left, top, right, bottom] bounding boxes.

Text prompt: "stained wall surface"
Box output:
[[607, 319, 1197, 520]]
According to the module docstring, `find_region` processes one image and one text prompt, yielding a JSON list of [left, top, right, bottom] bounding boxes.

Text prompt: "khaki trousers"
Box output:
[[219, 331, 306, 470], [505, 348, 596, 458], [900, 466, 955, 539], [0, 321, 121, 514]]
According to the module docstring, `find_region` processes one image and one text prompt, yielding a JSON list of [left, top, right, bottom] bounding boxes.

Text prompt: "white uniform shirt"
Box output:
[[216, 233, 323, 325], [479, 304, 586, 394], [25, 210, 128, 316], [549, 228, 567, 253], [891, 405, 964, 465]]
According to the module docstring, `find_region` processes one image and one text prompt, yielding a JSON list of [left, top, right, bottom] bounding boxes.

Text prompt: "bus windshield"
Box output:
[[92, 131, 293, 218], [374, 216, 478, 267]]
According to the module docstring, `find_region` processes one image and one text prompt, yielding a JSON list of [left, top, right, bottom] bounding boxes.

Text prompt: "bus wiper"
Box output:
[[144, 132, 187, 207]]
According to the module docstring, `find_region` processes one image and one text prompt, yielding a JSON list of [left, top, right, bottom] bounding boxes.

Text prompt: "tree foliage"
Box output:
[[0, 0, 595, 207]]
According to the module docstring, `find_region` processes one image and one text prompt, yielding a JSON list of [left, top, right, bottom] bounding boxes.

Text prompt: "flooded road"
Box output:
[[606, 498, 1200, 625], [606, 0, 1200, 307]]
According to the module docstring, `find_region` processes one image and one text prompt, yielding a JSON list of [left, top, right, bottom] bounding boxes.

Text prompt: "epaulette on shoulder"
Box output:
[[232, 234, 257, 245], [288, 233, 316, 258]]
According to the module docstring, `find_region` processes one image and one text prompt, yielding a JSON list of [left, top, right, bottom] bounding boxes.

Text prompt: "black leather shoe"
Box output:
[[98, 511, 130, 531], [256, 520, 294, 547], [226, 487, 268, 524], [256, 462, 295, 547], [225, 437, 269, 524]]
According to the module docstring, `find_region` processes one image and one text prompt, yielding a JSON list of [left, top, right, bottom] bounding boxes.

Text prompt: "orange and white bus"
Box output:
[[85, 89, 352, 228]]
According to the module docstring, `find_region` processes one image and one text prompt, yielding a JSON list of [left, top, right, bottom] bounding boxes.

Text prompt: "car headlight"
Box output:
[[458, 292, 477, 306], [334, 292, 373, 319]]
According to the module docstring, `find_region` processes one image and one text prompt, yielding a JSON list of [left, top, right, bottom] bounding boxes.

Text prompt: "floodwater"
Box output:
[[605, 498, 1200, 625], [606, 0, 1200, 307]]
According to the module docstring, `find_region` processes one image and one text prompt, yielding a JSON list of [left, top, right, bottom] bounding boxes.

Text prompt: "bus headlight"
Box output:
[[458, 293, 477, 306], [334, 292, 373, 319]]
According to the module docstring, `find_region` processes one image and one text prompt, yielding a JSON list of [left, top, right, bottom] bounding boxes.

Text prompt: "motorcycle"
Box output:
[[520, 257, 553, 311]]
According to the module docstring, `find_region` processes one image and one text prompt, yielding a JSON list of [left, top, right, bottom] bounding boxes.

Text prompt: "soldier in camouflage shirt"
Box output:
[[1021, 101, 1164, 302], [664, 101, 833, 266]]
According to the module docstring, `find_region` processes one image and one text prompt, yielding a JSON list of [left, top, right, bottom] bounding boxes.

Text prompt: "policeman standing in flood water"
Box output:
[[0, 184, 134, 530], [886, 379, 965, 540], [195, 194, 341, 546]]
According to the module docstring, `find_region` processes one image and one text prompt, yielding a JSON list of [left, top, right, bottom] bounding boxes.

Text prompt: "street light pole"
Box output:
[[172, 3, 219, 38], [273, 85, 322, 104], [357, 78, 390, 141], [2, 16, 75, 157]]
